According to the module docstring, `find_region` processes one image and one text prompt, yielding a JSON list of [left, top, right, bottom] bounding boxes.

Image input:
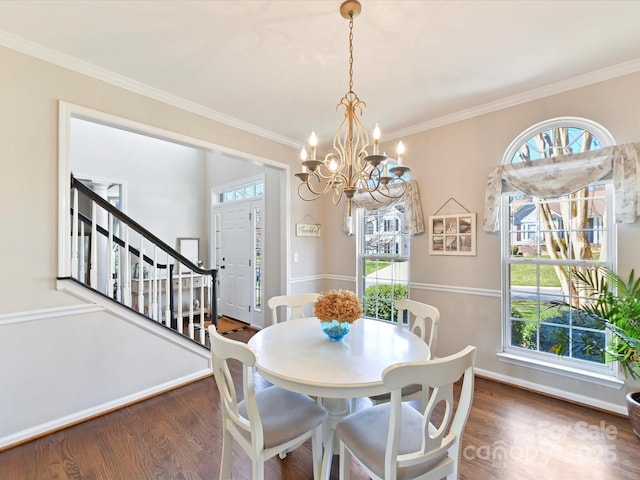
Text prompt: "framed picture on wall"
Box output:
[[429, 213, 476, 256], [177, 237, 199, 273]]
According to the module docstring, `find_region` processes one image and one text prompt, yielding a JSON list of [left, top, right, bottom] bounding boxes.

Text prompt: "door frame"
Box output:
[[211, 178, 266, 326]]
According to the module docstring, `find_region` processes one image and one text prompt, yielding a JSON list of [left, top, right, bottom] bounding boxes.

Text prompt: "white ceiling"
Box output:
[[2, 0, 640, 147]]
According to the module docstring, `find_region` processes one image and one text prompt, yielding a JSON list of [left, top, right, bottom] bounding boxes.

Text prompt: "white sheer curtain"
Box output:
[[483, 142, 640, 232], [343, 180, 425, 235]]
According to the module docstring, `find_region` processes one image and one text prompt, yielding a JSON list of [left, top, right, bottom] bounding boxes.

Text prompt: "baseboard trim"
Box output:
[[475, 367, 627, 416], [0, 370, 212, 452]]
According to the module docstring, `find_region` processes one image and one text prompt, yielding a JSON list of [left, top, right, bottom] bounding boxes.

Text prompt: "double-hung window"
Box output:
[[359, 203, 410, 323]]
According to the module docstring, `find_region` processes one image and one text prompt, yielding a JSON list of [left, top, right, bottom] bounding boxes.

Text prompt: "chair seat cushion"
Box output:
[[336, 403, 447, 480], [238, 386, 327, 448]]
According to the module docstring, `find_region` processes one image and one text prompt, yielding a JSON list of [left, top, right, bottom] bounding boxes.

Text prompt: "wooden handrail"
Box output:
[[71, 174, 215, 278]]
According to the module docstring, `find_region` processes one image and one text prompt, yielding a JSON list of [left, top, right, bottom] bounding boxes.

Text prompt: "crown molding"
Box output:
[[0, 31, 299, 148], [386, 57, 640, 140], [4, 30, 640, 145]]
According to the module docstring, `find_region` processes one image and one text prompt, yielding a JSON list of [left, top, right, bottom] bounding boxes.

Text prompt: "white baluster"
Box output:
[[199, 273, 205, 344], [90, 202, 98, 289], [114, 245, 121, 302], [177, 268, 183, 334], [156, 251, 163, 322], [71, 188, 79, 279], [79, 222, 86, 284], [188, 270, 195, 340], [164, 253, 171, 326], [137, 236, 144, 314], [107, 213, 114, 297], [146, 260, 152, 318], [114, 220, 122, 303], [206, 274, 211, 319], [123, 227, 131, 307], [151, 246, 158, 321], [92, 183, 109, 294], [111, 217, 124, 303]]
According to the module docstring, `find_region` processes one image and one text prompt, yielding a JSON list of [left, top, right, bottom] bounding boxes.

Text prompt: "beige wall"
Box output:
[[323, 71, 640, 411], [2, 39, 640, 445]]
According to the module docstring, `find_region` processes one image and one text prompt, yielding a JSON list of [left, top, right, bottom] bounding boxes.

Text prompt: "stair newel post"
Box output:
[[107, 212, 114, 298], [210, 271, 217, 328], [137, 235, 144, 314], [123, 226, 131, 307], [177, 265, 183, 333], [151, 245, 158, 321], [164, 252, 172, 326], [188, 270, 195, 340], [71, 187, 79, 279], [90, 201, 98, 289]]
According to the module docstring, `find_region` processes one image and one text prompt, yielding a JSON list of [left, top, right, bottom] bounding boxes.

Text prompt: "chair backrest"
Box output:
[[208, 325, 265, 448], [267, 293, 321, 325], [395, 298, 440, 353], [382, 345, 476, 479]]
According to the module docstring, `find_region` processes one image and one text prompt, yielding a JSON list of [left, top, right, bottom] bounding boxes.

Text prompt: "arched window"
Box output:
[[500, 117, 616, 376]]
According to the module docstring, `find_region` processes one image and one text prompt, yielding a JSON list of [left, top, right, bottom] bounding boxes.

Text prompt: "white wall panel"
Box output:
[[0, 303, 210, 448]]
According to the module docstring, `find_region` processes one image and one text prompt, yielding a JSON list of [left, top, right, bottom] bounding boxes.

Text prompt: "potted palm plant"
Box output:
[[571, 267, 640, 438]]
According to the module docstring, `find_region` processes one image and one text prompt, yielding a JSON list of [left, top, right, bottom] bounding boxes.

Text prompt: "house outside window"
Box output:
[[359, 203, 410, 323], [501, 117, 616, 376]]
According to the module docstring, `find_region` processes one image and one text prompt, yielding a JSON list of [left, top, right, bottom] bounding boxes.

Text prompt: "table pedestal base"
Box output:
[[320, 397, 353, 480]]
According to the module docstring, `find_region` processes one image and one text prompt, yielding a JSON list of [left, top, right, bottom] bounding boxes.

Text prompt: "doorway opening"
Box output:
[[58, 102, 288, 329]]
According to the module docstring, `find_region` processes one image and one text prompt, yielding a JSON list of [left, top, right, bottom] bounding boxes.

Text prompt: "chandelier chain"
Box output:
[[348, 11, 354, 93]]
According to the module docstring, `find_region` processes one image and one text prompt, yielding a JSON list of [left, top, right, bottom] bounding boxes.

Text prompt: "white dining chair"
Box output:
[[208, 325, 327, 480], [267, 293, 321, 325], [336, 345, 477, 480], [368, 298, 440, 408]]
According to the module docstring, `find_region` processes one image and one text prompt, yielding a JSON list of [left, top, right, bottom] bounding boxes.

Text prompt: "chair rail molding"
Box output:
[[0, 304, 103, 325]]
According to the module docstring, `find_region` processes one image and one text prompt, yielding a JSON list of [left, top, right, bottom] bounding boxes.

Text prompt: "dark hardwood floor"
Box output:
[[1, 327, 639, 479]]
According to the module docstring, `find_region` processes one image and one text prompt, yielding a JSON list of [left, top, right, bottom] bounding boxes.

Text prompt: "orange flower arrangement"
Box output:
[[314, 289, 363, 324]]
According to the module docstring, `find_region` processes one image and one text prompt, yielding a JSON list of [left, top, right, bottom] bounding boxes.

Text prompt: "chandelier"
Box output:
[[295, 0, 410, 213]]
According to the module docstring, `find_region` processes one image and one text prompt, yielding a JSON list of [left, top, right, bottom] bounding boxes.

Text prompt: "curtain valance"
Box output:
[[483, 142, 640, 232], [344, 180, 425, 235]]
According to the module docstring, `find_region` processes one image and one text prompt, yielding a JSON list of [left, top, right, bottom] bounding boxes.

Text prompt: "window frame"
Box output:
[[356, 202, 410, 324], [499, 117, 619, 381]]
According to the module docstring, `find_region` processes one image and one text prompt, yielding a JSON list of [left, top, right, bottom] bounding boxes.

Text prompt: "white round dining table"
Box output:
[[248, 316, 430, 480]]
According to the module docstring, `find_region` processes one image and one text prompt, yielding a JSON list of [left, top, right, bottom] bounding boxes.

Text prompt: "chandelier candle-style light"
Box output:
[[295, 0, 410, 213]]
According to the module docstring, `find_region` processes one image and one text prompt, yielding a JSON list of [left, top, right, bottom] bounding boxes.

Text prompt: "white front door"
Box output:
[[218, 200, 252, 323]]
